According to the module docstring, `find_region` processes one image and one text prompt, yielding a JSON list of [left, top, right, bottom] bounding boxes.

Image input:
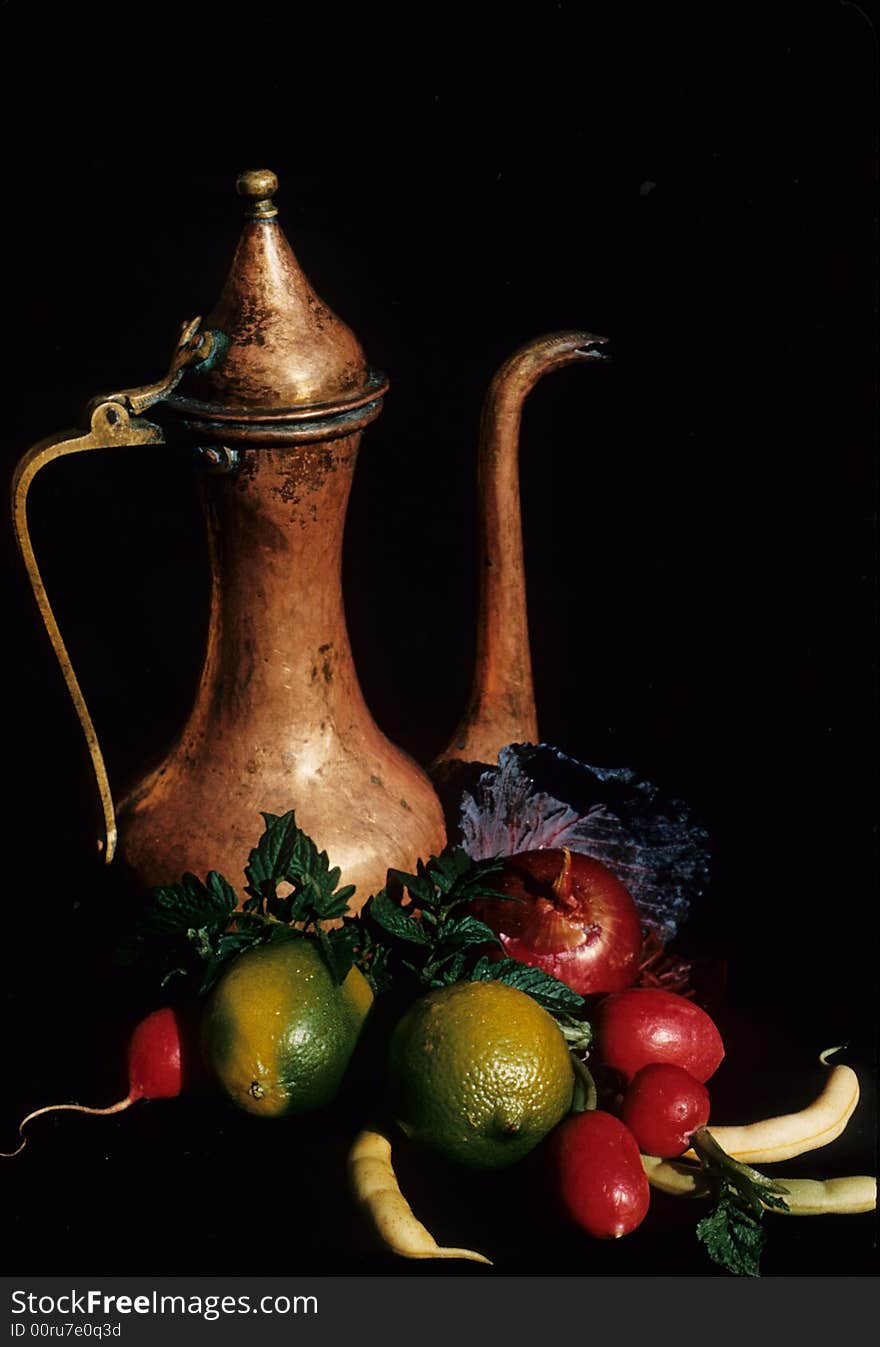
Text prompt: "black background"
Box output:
[[0, 0, 876, 1277]]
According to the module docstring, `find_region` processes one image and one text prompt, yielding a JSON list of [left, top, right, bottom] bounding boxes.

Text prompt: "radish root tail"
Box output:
[[1, 1097, 134, 1158]]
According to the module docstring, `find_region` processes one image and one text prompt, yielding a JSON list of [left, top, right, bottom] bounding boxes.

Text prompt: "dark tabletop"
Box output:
[[1, 0, 875, 1281]]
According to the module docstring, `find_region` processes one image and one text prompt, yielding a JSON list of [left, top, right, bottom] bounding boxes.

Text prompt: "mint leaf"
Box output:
[[244, 811, 300, 902], [353, 924, 395, 996], [438, 913, 500, 949], [469, 956, 586, 1016], [419, 915, 502, 986], [369, 889, 431, 944], [243, 810, 358, 933], [420, 948, 468, 991], [425, 850, 509, 908], [315, 923, 359, 986], [360, 850, 548, 999], [386, 863, 437, 910], [421, 849, 474, 890], [118, 812, 359, 991], [283, 816, 358, 925], [141, 871, 238, 940], [205, 870, 239, 915], [467, 956, 591, 1048], [697, 1188, 766, 1278], [388, 850, 509, 916], [116, 868, 241, 988]]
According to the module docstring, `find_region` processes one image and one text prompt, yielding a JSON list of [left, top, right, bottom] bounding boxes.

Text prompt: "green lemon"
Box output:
[[386, 980, 574, 1170], [202, 938, 373, 1118]]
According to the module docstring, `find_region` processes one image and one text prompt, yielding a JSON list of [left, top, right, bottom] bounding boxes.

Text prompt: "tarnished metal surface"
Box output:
[[111, 171, 445, 904], [94, 316, 227, 416], [12, 166, 610, 908], [434, 331, 610, 770], [186, 170, 373, 414], [116, 435, 446, 905]]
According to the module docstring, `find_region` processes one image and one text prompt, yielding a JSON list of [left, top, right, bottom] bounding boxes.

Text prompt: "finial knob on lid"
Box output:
[[182, 165, 376, 414], [236, 168, 279, 219]]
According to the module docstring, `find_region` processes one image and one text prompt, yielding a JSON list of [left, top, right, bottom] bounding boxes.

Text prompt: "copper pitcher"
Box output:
[[12, 169, 608, 907]]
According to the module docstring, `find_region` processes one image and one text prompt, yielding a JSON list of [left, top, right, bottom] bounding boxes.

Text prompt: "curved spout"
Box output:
[[435, 330, 609, 770]]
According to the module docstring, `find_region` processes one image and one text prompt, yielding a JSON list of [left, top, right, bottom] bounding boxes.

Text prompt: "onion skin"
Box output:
[[473, 848, 643, 997]]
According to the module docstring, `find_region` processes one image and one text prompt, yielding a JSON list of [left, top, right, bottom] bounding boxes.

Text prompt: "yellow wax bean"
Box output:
[[348, 1128, 492, 1264]]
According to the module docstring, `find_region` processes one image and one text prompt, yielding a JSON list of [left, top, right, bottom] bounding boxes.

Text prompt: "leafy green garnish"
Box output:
[[359, 849, 592, 1042], [120, 818, 591, 1074], [468, 956, 585, 1018], [696, 1190, 768, 1278], [691, 1127, 789, 1277], [243, 810, 357, 924], [118, 811, 360, 992], [362, 849, 510, 989], [117, 869, 239, 988], [368, 889, 432, 946], [142, 870, 238, 942]]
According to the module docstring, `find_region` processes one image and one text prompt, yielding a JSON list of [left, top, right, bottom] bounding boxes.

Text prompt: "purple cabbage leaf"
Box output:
[[457, 743, 710, 945]]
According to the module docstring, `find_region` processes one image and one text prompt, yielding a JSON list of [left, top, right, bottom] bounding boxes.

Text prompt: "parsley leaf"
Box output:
[[696, 1188, 767, 1278], [691, 1126, 790, 1276]]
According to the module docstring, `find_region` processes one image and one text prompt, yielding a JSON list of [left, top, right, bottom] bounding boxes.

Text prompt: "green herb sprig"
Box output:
[[691, 1126, 790, 1277], [120, 818, 593, 1055], [360, 848, 592, 1050], [119, 810, 361, 993]]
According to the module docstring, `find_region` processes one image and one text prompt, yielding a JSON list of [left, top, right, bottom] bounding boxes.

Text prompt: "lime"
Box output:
[[386, 980, 574, 1169], [202, 938, 373, 1117]]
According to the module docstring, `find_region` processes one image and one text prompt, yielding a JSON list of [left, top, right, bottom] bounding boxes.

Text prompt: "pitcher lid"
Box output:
[[180, 169, 382, 419]]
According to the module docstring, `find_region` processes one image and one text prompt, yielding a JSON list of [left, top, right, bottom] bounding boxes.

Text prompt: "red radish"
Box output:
[[621, 1063, 710, 1157], [125, 1007, 185, 1101], [549, 1109, 651, 1239], [597, 987, 724, 1083], [472, 847, 643, 996], [1, 1007, 184, 1157]]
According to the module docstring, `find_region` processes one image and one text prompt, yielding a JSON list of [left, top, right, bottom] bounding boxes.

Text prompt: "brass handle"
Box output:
[[12, 402, 167, 862], [11, 317, 227, 863]]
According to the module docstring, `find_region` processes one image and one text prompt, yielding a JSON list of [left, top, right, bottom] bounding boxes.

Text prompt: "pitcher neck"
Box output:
[[198, 436, 364, 715]]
